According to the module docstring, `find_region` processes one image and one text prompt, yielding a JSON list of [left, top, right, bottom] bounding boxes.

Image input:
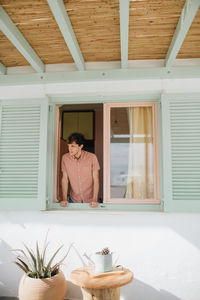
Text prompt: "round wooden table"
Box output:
[[70, 266, 133, 300]]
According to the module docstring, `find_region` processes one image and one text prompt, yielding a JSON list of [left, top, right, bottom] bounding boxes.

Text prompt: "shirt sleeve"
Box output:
[[61, 155, 67, 173], [92, 154, 100, 171]]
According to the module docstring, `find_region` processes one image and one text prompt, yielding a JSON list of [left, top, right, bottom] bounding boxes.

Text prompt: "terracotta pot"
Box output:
[[18, 271, 66, 300]]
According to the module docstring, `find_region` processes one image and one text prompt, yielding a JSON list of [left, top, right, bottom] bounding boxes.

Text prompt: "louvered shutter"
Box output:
[[162, 95, 200, 212], [0, 99, 48, 210]]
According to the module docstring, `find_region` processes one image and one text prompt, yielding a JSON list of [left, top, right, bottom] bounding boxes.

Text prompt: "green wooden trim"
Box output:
[[1, 98, 48, 105], [47, 0, 85, 71], [1, 67, 200, 86], [0, 198, 43, 210], [161, 92, 200, 101], [165, 0, 200, 67], [158, 102, 164, 209], [47, 103, 57, 208], [119, 0, 129, 69], [0, 103, 2, 136], [0, 62, 6, 75], [49, 94, 161, 104], [0, 5, 44, 73], [50, 202, 162, 212], [37, 99, 49, 210], [161, 94, 173, 212], [164, 201, 200, 213]]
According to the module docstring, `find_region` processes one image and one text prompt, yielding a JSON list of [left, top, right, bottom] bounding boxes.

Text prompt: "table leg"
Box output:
[[81, 287, 120, 300]]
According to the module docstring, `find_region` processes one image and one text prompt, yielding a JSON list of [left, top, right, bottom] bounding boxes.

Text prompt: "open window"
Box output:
[[54, 102, 160, 205], [54, 104, 103, 203], [103, 102, 160, 204]]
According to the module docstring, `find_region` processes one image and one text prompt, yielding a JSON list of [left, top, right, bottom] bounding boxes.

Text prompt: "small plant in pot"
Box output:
[[94, 247, 113, 273], [11, 236, 72, 300]]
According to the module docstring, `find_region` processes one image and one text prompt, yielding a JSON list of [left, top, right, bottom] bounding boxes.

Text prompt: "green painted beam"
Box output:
[[119, 0, 130, 69], [0, 5, 44, 73], [165, 0, 200, 67], [47, 0, 85, 71], [0, 66, 200, 85], [0, 62, 6, 75]]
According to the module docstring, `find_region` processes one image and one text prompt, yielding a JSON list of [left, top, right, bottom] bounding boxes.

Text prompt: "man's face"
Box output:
[[68, 141, 83, 157]]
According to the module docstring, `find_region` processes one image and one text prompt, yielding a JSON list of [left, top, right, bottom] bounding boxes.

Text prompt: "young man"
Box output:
[[60, 133, 100, 208]]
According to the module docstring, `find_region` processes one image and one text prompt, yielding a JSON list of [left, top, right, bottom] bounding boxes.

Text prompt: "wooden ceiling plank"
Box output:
[[47, 0, 85, 71], [165, 0, 200, 67], [119, 0, 130, 69], [0, 62, 6, 75], [0, 5, 44, 73]]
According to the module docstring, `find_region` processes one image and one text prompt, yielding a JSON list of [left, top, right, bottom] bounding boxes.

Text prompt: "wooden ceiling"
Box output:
[[0, 0, 200, 70]]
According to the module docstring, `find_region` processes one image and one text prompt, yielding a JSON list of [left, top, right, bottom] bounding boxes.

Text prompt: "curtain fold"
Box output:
[[125, 107, 154, 199]]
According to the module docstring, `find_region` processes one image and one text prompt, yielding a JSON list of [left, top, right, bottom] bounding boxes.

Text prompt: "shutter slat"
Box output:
[[0, 104, 41, 199], [170, 100, 200, 202], [0, 194, 37, 197]]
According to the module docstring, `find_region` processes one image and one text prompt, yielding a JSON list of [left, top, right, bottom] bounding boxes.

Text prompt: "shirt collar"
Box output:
[[70, 150, 84, 161]]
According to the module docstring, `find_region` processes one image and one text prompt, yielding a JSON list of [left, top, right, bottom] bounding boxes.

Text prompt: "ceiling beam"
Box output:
[[1, 66, 200, 85], [0, 62, 6, 75], [119, 0, 130, 69], [47, 0, 85, 71], [165, 0, 200, 67], [0, 5, 44, 73]]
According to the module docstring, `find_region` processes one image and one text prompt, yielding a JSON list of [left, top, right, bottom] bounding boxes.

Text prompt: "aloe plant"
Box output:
[[11, 235, 72, 279]]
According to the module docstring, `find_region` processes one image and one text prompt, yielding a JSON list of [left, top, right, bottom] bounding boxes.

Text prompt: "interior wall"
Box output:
[[0, 211, 200, 300]]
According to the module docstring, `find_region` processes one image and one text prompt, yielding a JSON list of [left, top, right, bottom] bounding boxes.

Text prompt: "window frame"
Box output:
[[48, 96, 162, 212], [103, 102, 160, 205]]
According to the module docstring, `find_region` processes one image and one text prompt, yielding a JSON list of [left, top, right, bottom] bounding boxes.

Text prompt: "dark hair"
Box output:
[[67, 133, 85, 146]]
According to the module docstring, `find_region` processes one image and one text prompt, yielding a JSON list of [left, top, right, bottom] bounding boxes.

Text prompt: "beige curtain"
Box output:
[[125, 107, 154, 199]]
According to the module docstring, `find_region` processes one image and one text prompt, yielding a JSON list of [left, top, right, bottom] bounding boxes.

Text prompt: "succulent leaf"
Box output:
[[11, 235, 71, 279], [14, 262, 29, 273], [17, 256, 30, 273], [46, 245, 63, 270]]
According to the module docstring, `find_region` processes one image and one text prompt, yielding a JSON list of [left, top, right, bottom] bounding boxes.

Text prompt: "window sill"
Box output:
[[48, 202, 162, 212]]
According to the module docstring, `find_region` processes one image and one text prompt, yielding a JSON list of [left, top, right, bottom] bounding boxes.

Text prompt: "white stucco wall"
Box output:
[[0, 211, 200, 300], [1, 61, 200, 299]]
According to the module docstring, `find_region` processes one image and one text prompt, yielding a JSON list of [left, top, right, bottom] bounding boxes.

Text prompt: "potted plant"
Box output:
[[84, 247, 113, 273], [11, 235, 72, 300], [94, 247, 113, 273]]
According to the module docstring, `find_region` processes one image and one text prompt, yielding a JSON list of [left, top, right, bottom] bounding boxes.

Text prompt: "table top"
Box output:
[[70, 266, 133, 289]]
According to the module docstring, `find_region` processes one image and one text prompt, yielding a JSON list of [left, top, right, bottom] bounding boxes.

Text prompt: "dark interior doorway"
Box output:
[[56, 103, 103, 203]]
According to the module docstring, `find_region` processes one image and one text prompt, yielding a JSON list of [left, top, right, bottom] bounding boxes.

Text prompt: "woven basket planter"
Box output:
[[18, 271, 66, 300]]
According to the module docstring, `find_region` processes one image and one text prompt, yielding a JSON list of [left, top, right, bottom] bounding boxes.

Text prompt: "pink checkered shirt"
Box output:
[[61, 150, 100, 203]]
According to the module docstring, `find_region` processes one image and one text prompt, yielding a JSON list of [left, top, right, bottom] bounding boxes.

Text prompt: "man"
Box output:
[[60, 133, 100, 208]]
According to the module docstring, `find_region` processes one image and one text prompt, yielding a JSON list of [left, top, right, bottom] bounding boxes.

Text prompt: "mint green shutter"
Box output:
[[162, 95, 200, 212], [0, 99, 48, 210]]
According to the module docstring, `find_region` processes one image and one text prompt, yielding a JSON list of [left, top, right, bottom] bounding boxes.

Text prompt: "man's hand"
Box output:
[[89, 201, 99, 208], [59, 200, 69, 207]]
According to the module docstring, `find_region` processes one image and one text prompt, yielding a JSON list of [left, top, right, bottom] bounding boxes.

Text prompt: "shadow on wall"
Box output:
[[1, 211, 200, 251], [121, 279, 182, 300], [65, 281, 82, 300], [65, 278, 182, 300], [0, 238, 182, 300], [0, 240, 22, 297]]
